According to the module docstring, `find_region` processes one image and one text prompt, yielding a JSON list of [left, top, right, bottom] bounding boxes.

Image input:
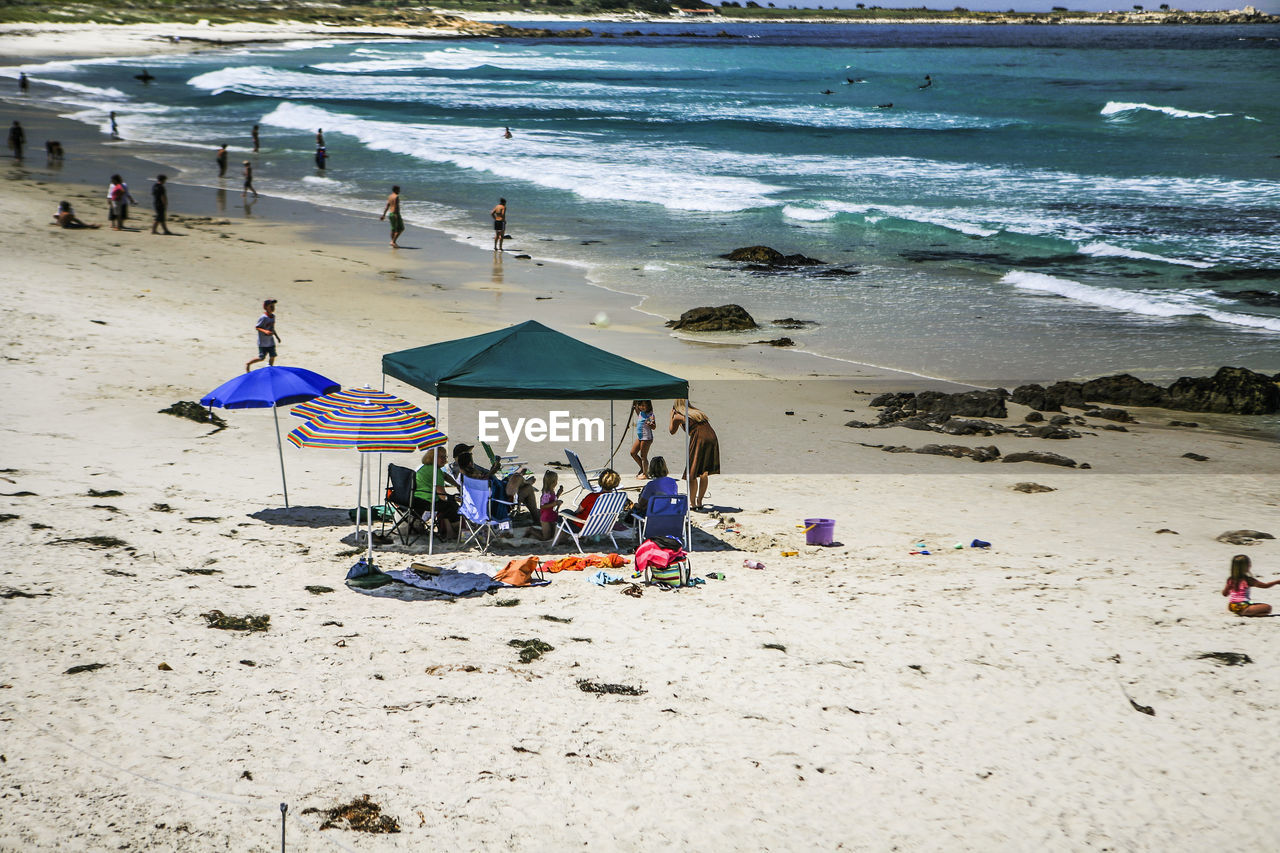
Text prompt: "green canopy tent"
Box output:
[[382, 320, 692, 555]]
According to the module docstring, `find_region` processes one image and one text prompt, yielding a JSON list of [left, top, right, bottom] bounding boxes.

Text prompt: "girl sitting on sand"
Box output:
[[525, 471, 564, 541], [53, 201, 98, 229], [1222, 554, 1279, 617], [630, 400, 656, 479]]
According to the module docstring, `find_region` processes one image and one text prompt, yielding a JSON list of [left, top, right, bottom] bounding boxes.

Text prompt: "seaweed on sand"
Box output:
[[159, 401, 227, 431], [508, 638, 553, 663], [302, 794, 400, 834], [305, 585, 335, 595], [202, 610, 270, 632], [577, 680, 646, 696], [48, 535, 131, 550], [64, 663, 107, 674]]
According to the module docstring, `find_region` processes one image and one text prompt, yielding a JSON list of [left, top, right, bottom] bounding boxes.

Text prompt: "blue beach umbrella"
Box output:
[[200, 365, 340, 507]]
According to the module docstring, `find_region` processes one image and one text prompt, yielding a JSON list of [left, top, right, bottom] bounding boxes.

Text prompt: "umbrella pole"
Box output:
[[355, 454, 364, 550], [272, 406, 289, 508], [366, 454, 375, 566], [429, 396, 439, 556]]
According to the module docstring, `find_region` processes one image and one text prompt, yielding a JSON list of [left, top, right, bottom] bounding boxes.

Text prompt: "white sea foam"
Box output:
[[782, 205, 837, 222], [260, 102, 785, 213], [302, 175, 343, 187], [1101, 101, 1227, 120], [311, 46, 691, 74], [1004, 271, 1280, 332], [1078, 241, 1212, 269]]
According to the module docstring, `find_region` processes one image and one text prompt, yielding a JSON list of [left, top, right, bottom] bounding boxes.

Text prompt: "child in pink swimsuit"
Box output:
[[1222, 554, 1279, 617], [524, 471, 563, 541]]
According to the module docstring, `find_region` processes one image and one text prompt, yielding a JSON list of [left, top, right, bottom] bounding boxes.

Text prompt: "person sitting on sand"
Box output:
[[569, 468, 624, 521], [52, 201, 99, 229], [524, 471, 564, 541], [412, 447, 459, 539], [630, 399, 656, 479], [1223, 554, 1279, 616], [633, 457, 678, 520]]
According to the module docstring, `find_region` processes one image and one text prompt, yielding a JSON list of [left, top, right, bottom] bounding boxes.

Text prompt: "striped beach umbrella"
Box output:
[[290, 388, 432, 424], [286, 400, 446, 566]]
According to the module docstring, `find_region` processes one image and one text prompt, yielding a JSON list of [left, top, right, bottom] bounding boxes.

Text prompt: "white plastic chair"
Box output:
[[552, 490, 629, 554], [458, 474, 512, 552]]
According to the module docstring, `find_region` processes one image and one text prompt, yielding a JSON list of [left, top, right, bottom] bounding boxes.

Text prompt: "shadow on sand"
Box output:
[[249, 505, 352, 528]]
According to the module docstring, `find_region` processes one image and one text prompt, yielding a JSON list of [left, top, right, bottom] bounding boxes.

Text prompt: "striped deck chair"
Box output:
[[551, 490, 629, 554]]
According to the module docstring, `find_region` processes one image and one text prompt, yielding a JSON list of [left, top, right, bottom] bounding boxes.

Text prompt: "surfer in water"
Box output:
[[918, 74, 933, 90], [875, 103, 893, 109], [135, 69, 155, 84]]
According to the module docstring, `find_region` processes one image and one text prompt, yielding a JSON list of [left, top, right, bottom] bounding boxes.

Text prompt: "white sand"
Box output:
[[2, 96, 1279, 851]]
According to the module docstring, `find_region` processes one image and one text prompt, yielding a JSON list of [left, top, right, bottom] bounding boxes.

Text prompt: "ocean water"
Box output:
[[8, 23, 1280, 385]]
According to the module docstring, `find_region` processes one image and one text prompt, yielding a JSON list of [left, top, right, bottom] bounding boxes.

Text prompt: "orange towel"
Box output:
[[540, 553, 630, 573], [493, 556, 540, 586]]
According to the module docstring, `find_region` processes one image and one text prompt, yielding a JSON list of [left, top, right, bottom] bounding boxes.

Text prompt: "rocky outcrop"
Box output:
[[772, 318, 817, 329], [721, 246, 824, 266], [755, 337, 795, 347], [1001, 451, 1078, 468], [1011, 368, 1279, 415], [868, 443, 1000, 462], [869, 389, 1009, 420], [666, 305, 757, 332], [1163, 367, 1279, 415]]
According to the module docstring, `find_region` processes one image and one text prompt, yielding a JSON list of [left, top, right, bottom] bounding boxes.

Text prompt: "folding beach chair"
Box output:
[[382, 464, 423, 546], [481, 441, 527, 479], [564, 448, 605, 497], [457, 474, 513, 552], [551, 490, 630, 554], [638, 494, 687, 543]]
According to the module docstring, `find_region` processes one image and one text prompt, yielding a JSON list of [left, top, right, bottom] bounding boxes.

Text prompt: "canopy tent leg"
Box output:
[[272, 405, 289, 508], [429, 396, 439, 555], [685, 401, 693, 572], [609, 400, 615, 468]]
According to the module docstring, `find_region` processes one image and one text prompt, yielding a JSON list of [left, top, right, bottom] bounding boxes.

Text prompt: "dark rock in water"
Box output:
[[915, 444, 1001, 462], [1216, 529, 1274, 546], [1012, 482, 1055, 493], [1001, 451, 1078, 468], [809, 268, 861, 277], [1182, 452, 1210, 462], [1024, 411, 1045, 423], [1163, 366, 1279, 415], [772, 317, 817, 329], [1085, 407, 1135, 423], [1168, 420, 1199, 427], [513, 254, 532, 260], [721, 246, 825, 266], [666, 304, 758, 332], [755, 337, 795, 347]]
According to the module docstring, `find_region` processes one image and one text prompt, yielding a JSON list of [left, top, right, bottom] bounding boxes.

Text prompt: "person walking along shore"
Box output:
[[381, 185, 404, 248]]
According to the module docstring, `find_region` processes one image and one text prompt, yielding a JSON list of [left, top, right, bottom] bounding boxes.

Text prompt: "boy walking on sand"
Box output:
[[242, 160, 258, 198], [245, 299, 280, 372], [380, 185, 404, 248]]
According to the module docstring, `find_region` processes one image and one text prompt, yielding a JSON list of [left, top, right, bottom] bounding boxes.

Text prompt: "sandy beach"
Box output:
[[3, 33, 1280, 852]]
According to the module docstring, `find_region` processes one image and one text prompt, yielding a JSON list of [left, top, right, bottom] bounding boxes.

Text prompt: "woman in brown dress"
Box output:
[[669, 399, 719, 510]]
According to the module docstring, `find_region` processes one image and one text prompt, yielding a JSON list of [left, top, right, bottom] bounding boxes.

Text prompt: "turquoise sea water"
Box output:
[[8, 23, 1279, 384]]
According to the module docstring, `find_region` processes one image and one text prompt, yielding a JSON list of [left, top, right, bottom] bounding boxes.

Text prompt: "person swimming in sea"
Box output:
[[918, 74, 932, 90], [821, 89, 834, 95], [134, 69, 155, 84], [875, 103, 893, 109], [845, 77, 865, 84]]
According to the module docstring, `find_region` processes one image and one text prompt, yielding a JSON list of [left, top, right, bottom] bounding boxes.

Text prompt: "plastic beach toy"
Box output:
[[780, 551, 798, 557], [970, 539, 992, 549]]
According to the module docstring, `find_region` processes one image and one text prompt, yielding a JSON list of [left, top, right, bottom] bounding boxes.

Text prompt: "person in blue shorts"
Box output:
[[245, 299, 280, 372]]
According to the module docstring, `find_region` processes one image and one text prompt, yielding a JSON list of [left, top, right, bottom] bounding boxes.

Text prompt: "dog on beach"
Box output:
[[45, 140, 63, 161]]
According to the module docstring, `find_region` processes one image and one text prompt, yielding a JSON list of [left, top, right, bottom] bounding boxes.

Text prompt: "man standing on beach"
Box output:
[[251, 124, 260, 153], [491, 197, 507, 250], [216, 144, 228, 177], [380, 185, 404, 248], [7, 121, 24, 159], [242, 160, 258, 198], [245, 299, 280, 372], [151, 174, 173, 235], [18, 73, 29, 94]]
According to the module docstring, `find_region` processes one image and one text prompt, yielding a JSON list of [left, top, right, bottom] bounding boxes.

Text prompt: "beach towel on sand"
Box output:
[[541, 553, 629, 573], [493, 556, 551, 587], [384, 568, 505, 597]]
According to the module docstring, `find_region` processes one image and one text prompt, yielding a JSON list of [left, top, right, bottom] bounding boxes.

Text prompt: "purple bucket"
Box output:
[[804, 518, 836, 546]]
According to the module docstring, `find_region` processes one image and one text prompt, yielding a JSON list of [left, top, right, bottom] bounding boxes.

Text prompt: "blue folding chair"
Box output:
[[638, 494, 687, 542]]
